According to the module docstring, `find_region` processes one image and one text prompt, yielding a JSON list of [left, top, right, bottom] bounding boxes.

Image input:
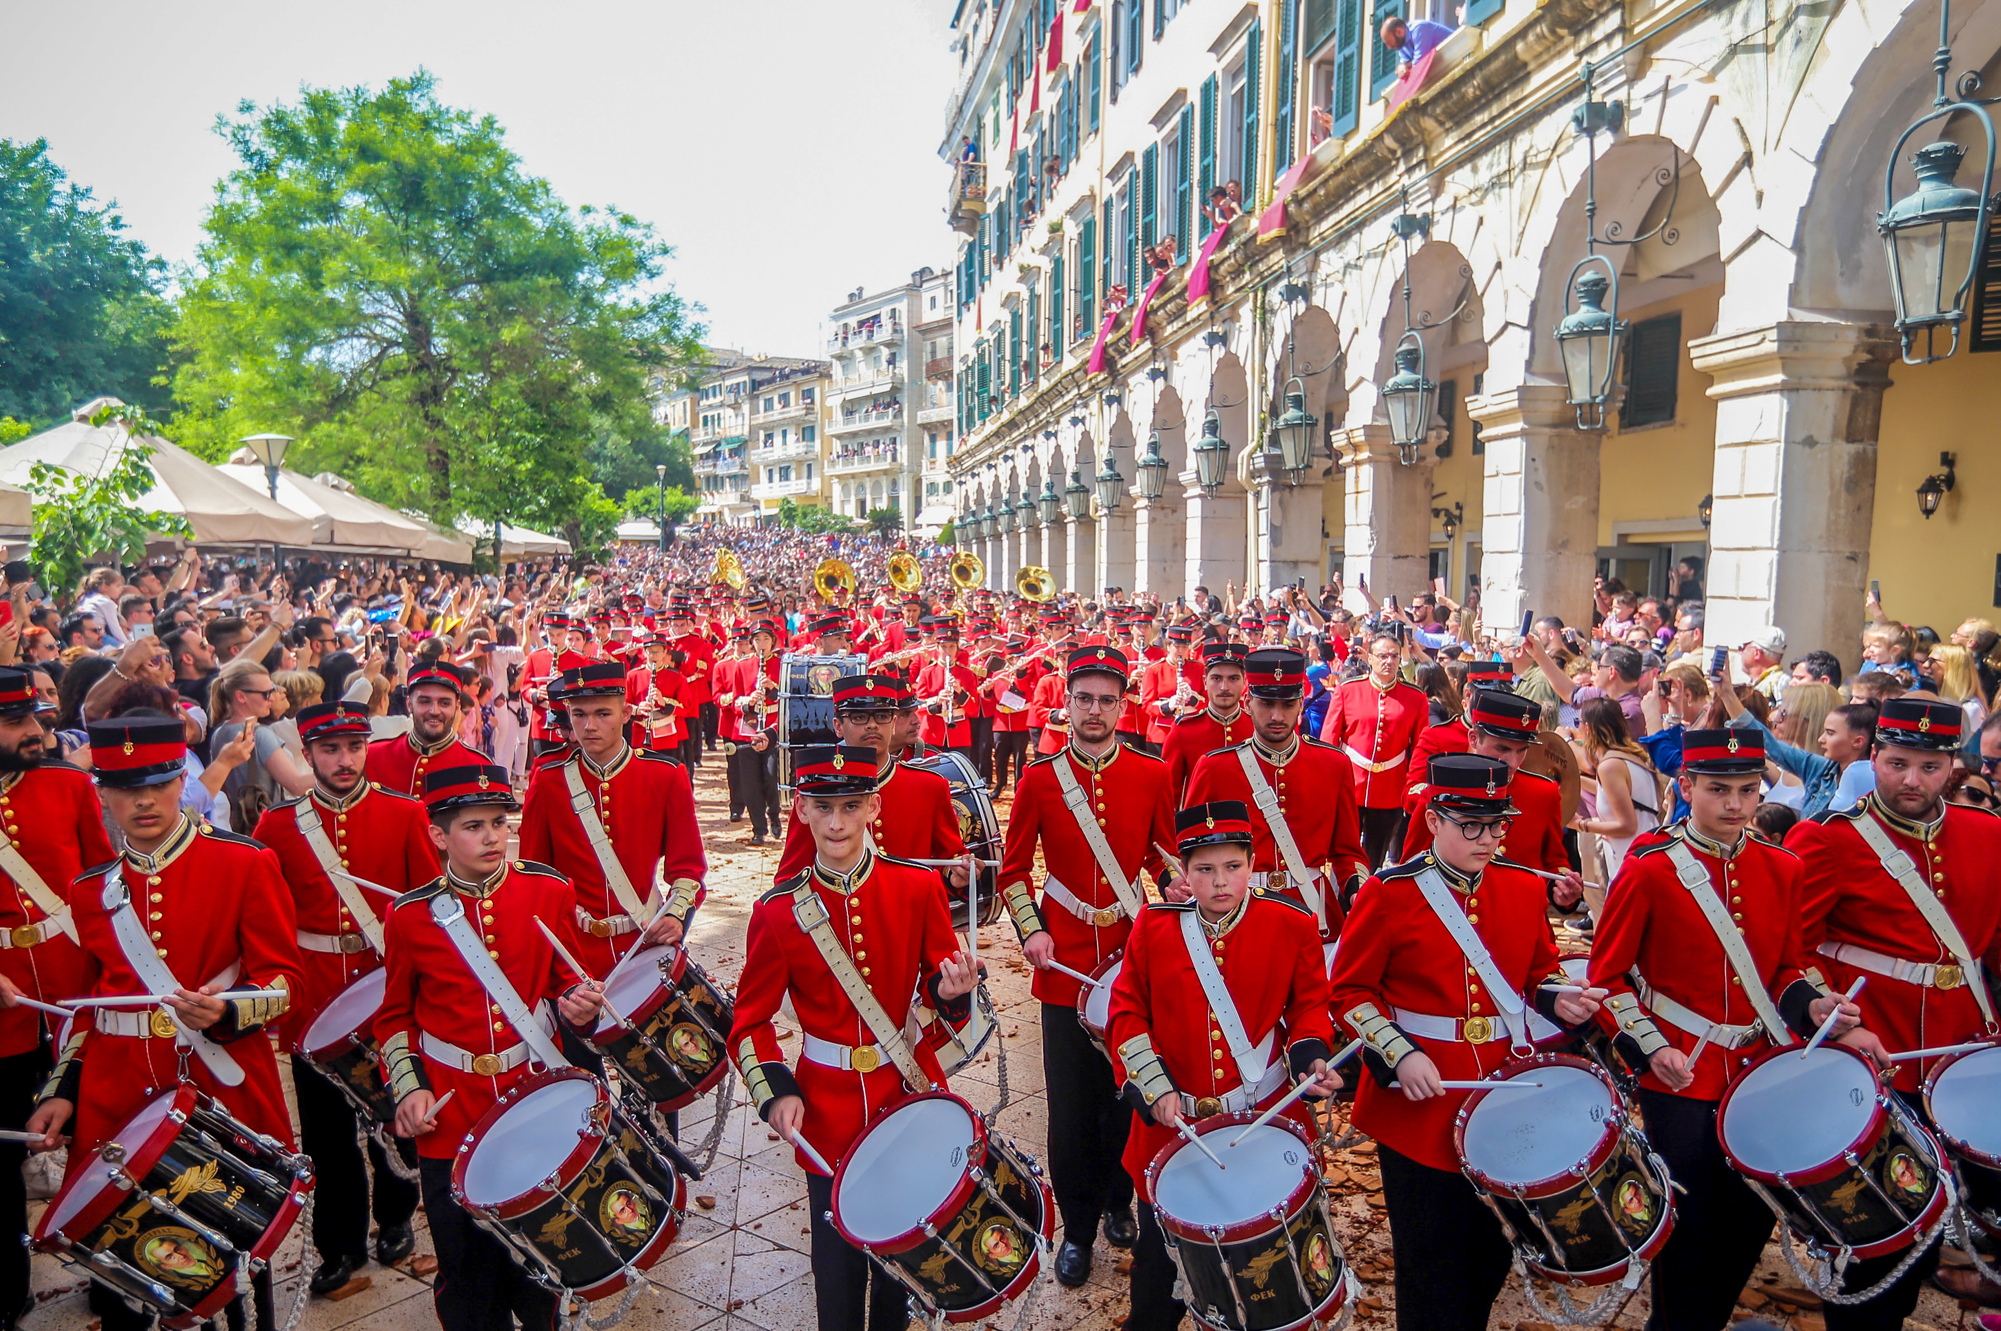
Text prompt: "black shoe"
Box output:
[[310, 1252, 367, 1295], [374, 1222, 416, 1265], [1054, 1239, 1092, 1286], [730, 813, 744, 823], [1102, 1209, 1137, 1249], [749, 834, 766, 847]]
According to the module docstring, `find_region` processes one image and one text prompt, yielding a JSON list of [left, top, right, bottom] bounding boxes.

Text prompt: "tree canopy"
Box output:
[[171, 72, 703, 550]]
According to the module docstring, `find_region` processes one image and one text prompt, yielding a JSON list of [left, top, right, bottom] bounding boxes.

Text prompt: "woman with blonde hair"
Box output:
[[268, 668, 324, 764], [1573, 696, 1661, 881], [1923, 643, 1989, 733]]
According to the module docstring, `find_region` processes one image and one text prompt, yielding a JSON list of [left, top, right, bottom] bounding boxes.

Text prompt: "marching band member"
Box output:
[[998, 645, 1180, 1285], [625, 629, 687, 753], [375, 763, 603, 1331], [1328, 755, 1603, 1331], [723, 620, 784, 843], [1321, 632, 1430, 868], [518, 661, 706, 982], [1407, 658, 1516, 776], [914, 619, 976, 756], [1185, 647, 1369, 938], [1108, 800, 1343, 1331], [1161, 642, 1254, 804], [364, 662, 486, 796], [523, 611, 571, 760], [26, 718, 302, 1331], [982, 633, 1049, 794], [1787, 696, 2001, 1327], [1138, 622, 1200, 757], [252, 701, 440, 1293], [659, 596, 716, 768], [729, 745, 978, 1331]]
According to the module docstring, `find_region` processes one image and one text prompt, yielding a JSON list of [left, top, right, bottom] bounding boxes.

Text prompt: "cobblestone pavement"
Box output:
[[22, 757, 1977, 1329]]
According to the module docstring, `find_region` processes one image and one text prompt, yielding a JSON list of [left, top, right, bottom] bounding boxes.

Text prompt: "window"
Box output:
[[1078, 216, 1097, 336], [1370, 0, 1405, 100], [802, 425, 816, 443], [762, 396, 775, 411], [1155, 0, 1182, 36], [779, 391, 790, 407], [805, 463, 814, 480], [1110, 0, 1141, 95], [803, 388, 815, 404], [1051, 249, 1065, 355], [1620, 313, 1682, 429], [1113, 173, 1135, 292], [1167, 115, 1190, 261], [1086, 30, 1102, 132], [1198, 75, 1217, 236], [1141, 144, 1158, 266], [1274, 0, 1298, 174], [1221, 51, 1250, 193]]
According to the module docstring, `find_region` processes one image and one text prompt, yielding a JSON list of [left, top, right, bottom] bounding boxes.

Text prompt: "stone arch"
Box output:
[[1367, 242, 1485, 426], [1205, 351, 1251, 495]]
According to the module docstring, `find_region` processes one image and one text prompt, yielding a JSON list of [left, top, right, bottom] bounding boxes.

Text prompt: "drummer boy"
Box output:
[[1106, 800, 1344, 1331]]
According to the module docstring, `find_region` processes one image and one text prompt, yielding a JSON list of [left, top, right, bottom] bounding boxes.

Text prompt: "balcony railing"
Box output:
[[834, 369, 902, 397], [694, 453, 748, 476], [752, 476, 818, 500], [916, 402, 954, 424], [948, 161, 987, 236], [753, 437, 818, 463], [925, 357, 953, 379], [829, 449, 904, 474], [753, 402, 815, 427], [831, 407, 904, 434], [828, 323, 905, 354]]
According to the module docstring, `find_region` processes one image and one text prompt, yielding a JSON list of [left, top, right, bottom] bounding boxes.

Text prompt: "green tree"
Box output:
[[23, 403, 190, 603], [587, 418, 695, 502], [865, 507, 904, 540], [775, 497, 800, 529], [937, 519, 956, 546], [0, 418, 31, 447], [172, 72, 704, 544], [0, 139, 176, 425], [618, 484, 699, 524], [796, 506, 859, 535]]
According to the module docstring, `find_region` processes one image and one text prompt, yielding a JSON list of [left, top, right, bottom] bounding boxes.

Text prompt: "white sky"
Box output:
[[1, 0, 959, 359]]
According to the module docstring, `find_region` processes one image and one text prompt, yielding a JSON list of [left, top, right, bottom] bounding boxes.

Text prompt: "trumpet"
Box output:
[[814, 558, 856, 602], [888, 550, 923, 595]]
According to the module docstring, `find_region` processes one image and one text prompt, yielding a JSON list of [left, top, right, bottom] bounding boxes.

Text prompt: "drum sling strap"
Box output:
[[789, 881, 930, 1092], [1050, 755, 1145, 919], [1177, 910, 1277, 1086], [562, 757, 655, 926], [1853, 811, 1998, 1029], [429, 890, 570, 1071], [292, 799, 386, 953], [1234, 746, 1327, 930], [1661, 841, 1794, 1044], [0, 838, 79, 945], [102, 865, 245, 1087], [1412, 865, 1529, 1045]]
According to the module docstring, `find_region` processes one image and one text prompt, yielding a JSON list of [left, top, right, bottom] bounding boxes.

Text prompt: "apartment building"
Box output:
[[686, 353, 826, 527], [827, 271, 948, 531], [915, 267, 961, 533]]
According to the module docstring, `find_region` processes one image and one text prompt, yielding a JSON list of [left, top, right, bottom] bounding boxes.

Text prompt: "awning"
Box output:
[[459, 518, 573, 557], [0, 484, 29, 536], [216, 461, 430, 553]]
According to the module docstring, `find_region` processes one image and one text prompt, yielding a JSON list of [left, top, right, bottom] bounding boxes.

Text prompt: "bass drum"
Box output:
[[903, 751, 1001, 931]]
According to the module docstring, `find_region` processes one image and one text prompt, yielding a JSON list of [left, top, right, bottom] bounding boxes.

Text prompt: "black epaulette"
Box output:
[[368, 782, 422, 802], [512, 859, 566, 880], [1203, 740, 1250, 759], [636, 747, 681, 765], [1150, 898, 1198, 911], [1373, 855, 1429, 883], [1299, 734, 1334, 750], [1175, 711, 1213, 725], [1251, 888, 1314, 916], [37, 758, 87, 774], [1026, 751, 1061, 768], [393, 877, 448, 909], [273, 792, 307, 811], [875, 851, 931, 871], [199, 824, 268, 850], [761, 872, 810, 905], [1745, 830, 1803, 857], [77, 858, 120, 886], [1627, 835, 1677, 860], [1488, 855, 1536, 876], [1810, 803, 1866, 825]]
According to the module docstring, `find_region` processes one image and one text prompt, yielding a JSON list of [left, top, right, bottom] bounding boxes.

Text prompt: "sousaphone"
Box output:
[[814, 558, 856, 602], [949, 551, 985, 590], [1016, 565, 1057, 603], [888, 550, 923, 595]]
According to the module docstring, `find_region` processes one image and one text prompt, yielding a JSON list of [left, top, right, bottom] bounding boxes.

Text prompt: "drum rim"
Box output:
[[830, 1089, 991, 1253], [1715, 1041, 1889, 1186], [561, 1168, 688, 1302], [590, 945, 690, 1041], [295, 965, 389, 1059], [1515, 1152, 1679, 1287], [1922, 1039, 2001, 1170], [1452, 1053, 1625, 1197], [450, 1067, 609, 1218], [33, 1084, 198, 1249], [1144, 1111, 1320, 1243], [1072, 951, 1124, 1037], [885, 1133, 1055, 1325]]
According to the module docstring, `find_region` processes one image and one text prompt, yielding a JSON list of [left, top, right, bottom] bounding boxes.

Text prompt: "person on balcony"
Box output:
[[1382, 9, 1456, 76]]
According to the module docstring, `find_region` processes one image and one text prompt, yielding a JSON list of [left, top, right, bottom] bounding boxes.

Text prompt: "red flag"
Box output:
[[1030, 62, 1041, 114], [1072, 0, 1092, 12], [1047, 10, 1064, 71], [1009, 105, 1019, 154]]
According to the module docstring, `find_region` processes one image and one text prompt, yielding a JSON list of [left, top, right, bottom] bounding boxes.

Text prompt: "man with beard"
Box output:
[[252, 701, 440, 1296], [364, 664, 485, 796], [1161, 642, 1255, 804], [0, 667, 110, 1329]]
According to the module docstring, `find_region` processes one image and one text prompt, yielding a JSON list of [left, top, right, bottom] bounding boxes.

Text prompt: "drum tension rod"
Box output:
[[1204, 1224, 1255, 1330], [1274, 1204, 1320, 1313], [918, 1219, 1004, 1300], [178, 1124, 286, 1194], [1843, 1144, 1928, 1225], [84, 1248, 182, 1316], [967, 1165, 1043, 1250], [109, 1170, 241, 1256]]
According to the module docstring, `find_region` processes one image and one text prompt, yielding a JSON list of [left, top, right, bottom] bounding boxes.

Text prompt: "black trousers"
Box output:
[[806, 1170, 909, 1331], [1041, 1003, 1134, 1246], [679, 730, 703, 769], [420, 1155, 559, 1331], [1, 1045, 47, 1327], [1359, 806, 1406, 870], [1377, 1144, 1514, 1331], [1636, 1089, 1775, 1331], [700, 700, 719, 747], [1133, 738, 1162, 758], [1819, 1091, 1946, 1331], [1128, 1192, 1184, 1331], [294, 1056, 419, 1265], [991, 731, 1031, 794], [729, 743, 780, 836], [970, 715, 995, 785], [725, 739, 745, 818]]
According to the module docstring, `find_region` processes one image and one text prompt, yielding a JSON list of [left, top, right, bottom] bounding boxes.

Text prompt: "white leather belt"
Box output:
[[1043, 874, 1127, 927], [576, 906, 640, 939], [801, 1032, 897, 1073], [1341, 745, 1406, 775], [95, 1008, 176, 1038], [1818, 940, 1968, 990], [1393, 1006, 1508, 1044], [1177, 1061, 1288, 1117], [420, 1003, 558, 1076], [1637, 982, 1763, 1049], [0, 914, 66, 949], [297, 930, 371, 954]]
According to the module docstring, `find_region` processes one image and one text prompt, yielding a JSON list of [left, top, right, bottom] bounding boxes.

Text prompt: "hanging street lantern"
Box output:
[[1015, 494, 1037, 529], [994, 499, 1014, 534], [1554, 262, 1626, 430], [1273, 379, 1318, 474], [1697, 493, 1713, 529], [1194, 408, 1230, 492], [1095, 452, 1125, 512], [1881, 141, 1993, 363], [1135, 429, 1169, 500], [1064, 468, 1091, 519], [1037, 478, 1062, 525], [1380, 335, 1436, 465]]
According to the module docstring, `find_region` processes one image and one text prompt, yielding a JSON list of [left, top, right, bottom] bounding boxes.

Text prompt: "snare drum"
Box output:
[[295, 967, 396, 1125], [832, 1091, 1053, 1322], [589, 945, 734, 1110], [1718, 1043, 1948, 1259], [33, 1087, 314, 1329], [1922, 1041, 2001, 1236], [452, 1068, 687, 1299], [1146, 1112, 1351, 1331], [904, 751, 1002, 931], [1455, 1054, 1672, 1285], [1074, 954, 1123, 1056]]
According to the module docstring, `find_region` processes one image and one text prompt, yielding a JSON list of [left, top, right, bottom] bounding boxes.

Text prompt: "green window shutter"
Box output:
[[1102, 199, 1115, 302], [1123, 179, 1139, 294], [1009, 309, 1022, 397], [1462, 0, 1502, 23], [1028, 282, 1041, 374], [1087, 32, 1101, 132], [1243, 18, 1262, 193], [1620, 313, 1682, 429], [978, 215, 990, 285], [1330, 0, 1363, 135], [1304, 0, 1338, 51], [1051, 252, 1065, 357], [1273, 0, 1298, 174], [1141, 144, 1158, 252], [976, 346, 991, 420], [1176, 105, 1194, 260], [1109, 1, 1122, 100], [1080, 216, 1096, 333], [1369, 0, 1404, 100], [1198, 75, 1217, 236]]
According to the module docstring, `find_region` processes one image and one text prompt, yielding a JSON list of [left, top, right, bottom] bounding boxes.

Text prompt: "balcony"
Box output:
[[693, 444, 748, 477], [753, 401, 815, 428], [751, 476, 818, 501], [925, 357, 953, 379], [947, 161, 987, 236], [829, 448, 905, 475], [753, 436, 818, 464], [833, 369, 903, 398], [831, 406, 904, 435], [828, 323, 905, 355], [916, 402, 954, 425]]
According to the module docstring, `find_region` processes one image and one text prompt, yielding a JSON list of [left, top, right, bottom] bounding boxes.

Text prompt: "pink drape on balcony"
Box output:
[[1128, 270, 1171, 347], [1187, 217, 1240, 304], [1387, 48, 1441, 113], [1257, 153, 1321, 240], [1087, 308, 1123, 374]]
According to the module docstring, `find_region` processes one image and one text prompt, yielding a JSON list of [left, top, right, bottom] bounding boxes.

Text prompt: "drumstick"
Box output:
[[1175, 1119, 1226, 1171], [7, 994, 76, 1019], [1802, 977, 1867, 1058], [1392, 1080, 1547, 1091], [533, 917, 627, 1027], [0, 1128, 51, 1144], [1887, 1040, 1993, 1062], [1230, 1075, 1316, 1147], [1685, 1025, 1717, 1069], [964, 854, 978, 980], [1154, 842, 1188, 880], [789, 1133, 835, 1176], [419, 1090, 454, 1127], [1537, 984, 1591, 995], [906, 857, 1001, 868], [1040, 959, 1102, 987], [66, 989, 288, 1009]]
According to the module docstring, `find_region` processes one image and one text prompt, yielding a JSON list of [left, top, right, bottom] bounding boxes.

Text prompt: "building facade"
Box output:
[[686, 352, 827, 527], [915, 267, 962, 532], [943, 0, 2001, 659], [827, 271, 948, 531], [747, 361, 831, 521]]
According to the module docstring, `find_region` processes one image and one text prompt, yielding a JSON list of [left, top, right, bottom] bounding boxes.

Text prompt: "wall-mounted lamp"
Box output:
[[1917, 451, 1958, 518]]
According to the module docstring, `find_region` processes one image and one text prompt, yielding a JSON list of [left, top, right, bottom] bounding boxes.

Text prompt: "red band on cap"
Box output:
[[92, 741, 186, 771]]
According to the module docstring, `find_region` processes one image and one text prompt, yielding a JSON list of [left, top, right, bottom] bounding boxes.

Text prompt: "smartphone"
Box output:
[[1386, 594, 1399, 614], [1358, 573, 1368, 592], [1709, 644, 1729, 678], [1870, 579, 1881, 606], [1296, 577, 1306, 592], [1432, 576, 1446, 596], [1176, 596, 1186, 610], [1520, 610, 1536, 640]]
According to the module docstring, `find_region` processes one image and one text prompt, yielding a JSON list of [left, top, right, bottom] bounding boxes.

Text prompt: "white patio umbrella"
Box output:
[[216, 457, 430, 553]]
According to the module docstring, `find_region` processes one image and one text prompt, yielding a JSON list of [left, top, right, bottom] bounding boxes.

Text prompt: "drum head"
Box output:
[[597, 947, 675, 1035], [461, 1078, 597, 1207], [836, 1096, 978, 1245], [301, 968, 387, 1055], [1461, 1064, 1615, 1186], [47, 1093, 178, 1231], [1930, 1047, 2001, 1160], [1721, 1047, 1877, 1177], [1083, 960, 1121, 1031], [1156, 1122, 1310, 1229]]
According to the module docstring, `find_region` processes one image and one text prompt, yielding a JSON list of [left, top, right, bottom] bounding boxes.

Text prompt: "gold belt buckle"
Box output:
[[338, 933, 368, 954], [149, 1008, 179, 1040], [471, 1052, 505, 1077], [9, 923, 40, 948], [1934, 964, 1965, 990], [1091, 907, 1120, 928], [585, 916, 615, 939], [1462, 1016, 1494, 1044], [850, 1046, 881, 1074], [1192, 1096, 1224, 1119]]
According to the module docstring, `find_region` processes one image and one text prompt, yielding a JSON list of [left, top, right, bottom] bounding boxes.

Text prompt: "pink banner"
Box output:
[[1257, 153, 1321, 241], [1087, 307, 1124, 374], [1127, 271, 1172, 347], [1386, 48, 1441, 113], [1187, 218, 1239, 304], [1047, 10, 1063, 69]]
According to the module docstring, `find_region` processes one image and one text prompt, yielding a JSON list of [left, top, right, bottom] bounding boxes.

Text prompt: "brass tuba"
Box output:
[[949, 551, 985, 590], [888, 550, 923, 595], [814, 557, 856, 602], [713, 547, 747, 592], [1016, 564, 1057, 603]]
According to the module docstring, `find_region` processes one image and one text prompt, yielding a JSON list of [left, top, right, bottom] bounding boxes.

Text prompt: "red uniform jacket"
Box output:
[[1162, 708, 1254, 807], [1138, 657, 1201, 746], [1401, 766, 1569, 874], [775, 760, 967, 882], [365, 732, 489, 798], [1329, 854, 1566, 1169], [915, 655, 977, 750], [373, 862, 589, 1158], [1587, 827, 1813, 1098], [661, 632, 715, 708], [1108, 895, 1334, 1186], [1408, 717, 1470, 779], [1320, 678, 1430, 808], [625, 664, 686, 749], [1030, 672, 1070, 755], [1788, 798, 2001, 1092], [525, 645, 561, 742], [720, 652, 782, 743], [58, 817, 302, 1159], [1185, 739, 1368, 935], [728, 851, 967, 1173], [252, 782, 439, 1042], [518, 746, 707, 979], [980, 656, 1044, 734], [997, 747, 1176, 1005], [0, 764, 110, 1056]]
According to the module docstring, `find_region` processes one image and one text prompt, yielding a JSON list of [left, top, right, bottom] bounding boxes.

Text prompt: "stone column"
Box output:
[[1688, 322, 1894, 654], [1183, 476, 1248, 595], [1337, 426, 1437, 605], [1251, 451, 1327, 593], [1462, 385, 1598, 633], [1065, 515, 1096, 592], [1134, 497, 1182, 597], [1097, 506, 1135, 594], [1043, 519, 1069, 591], [1017, 517, 1039, 582]]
